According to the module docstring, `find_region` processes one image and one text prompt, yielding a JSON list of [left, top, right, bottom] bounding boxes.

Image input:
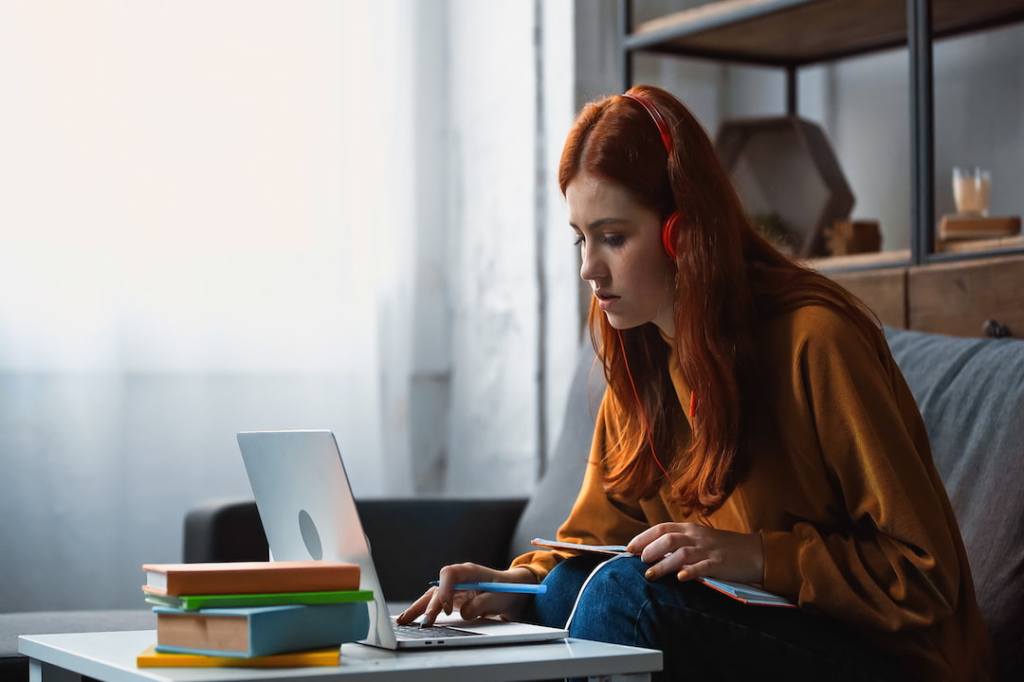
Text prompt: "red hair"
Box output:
[[560, 85, 880, 516]]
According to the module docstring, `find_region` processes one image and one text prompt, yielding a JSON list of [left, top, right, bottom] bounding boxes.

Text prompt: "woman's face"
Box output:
[[566, 171, 676, 335]]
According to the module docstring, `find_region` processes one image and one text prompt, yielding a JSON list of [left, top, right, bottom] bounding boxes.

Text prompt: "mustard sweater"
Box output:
[[510, 305, 992, 681]]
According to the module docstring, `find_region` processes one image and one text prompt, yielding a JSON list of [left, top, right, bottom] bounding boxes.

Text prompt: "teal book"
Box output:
[[143, 589, 374, 611], [154, 602, 370, 658]]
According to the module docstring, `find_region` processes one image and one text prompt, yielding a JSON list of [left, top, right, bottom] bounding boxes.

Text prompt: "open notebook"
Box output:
[[531, 538, 795, 608]]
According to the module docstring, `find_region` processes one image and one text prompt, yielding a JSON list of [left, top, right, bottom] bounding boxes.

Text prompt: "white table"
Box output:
[[19, 630, 662, 682]]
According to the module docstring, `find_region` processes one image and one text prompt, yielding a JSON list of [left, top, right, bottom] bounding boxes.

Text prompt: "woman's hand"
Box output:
[[626, 523, 764, 585], [395, 563, 537, 627]]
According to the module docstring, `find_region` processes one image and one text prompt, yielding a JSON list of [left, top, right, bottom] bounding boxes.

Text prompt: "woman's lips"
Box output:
[[598, 295, 620, 310]]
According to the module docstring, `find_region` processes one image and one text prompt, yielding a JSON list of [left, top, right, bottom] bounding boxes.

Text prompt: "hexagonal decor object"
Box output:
[[715, 116, 854, 258]]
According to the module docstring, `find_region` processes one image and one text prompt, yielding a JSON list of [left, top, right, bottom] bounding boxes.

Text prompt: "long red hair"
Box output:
[[561, 85, 881, 516]]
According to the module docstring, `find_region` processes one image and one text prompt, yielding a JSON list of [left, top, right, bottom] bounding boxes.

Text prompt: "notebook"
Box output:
[[531, 538, 795, 608]]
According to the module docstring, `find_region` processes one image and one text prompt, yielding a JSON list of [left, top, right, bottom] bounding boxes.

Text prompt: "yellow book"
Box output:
[[136, 644, 340, 668]]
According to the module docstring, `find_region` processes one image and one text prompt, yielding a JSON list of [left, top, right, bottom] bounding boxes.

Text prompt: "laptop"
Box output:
[[236, 429, 569, 649]]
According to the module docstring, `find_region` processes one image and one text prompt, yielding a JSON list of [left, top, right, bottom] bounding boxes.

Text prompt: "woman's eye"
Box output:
[[572, 234, 624, 248]]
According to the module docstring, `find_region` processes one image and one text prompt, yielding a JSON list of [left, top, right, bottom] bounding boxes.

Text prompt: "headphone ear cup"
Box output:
[[661, 212, 680, 259]]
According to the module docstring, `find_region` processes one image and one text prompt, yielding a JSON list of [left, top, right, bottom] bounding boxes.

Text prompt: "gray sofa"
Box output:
[[3, 326, 1022, 681]]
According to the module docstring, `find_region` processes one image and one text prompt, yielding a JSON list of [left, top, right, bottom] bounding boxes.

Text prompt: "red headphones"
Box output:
[[622, 92, 680, 261]]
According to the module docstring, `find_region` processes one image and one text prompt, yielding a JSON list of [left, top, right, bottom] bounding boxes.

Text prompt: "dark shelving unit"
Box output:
[[620, 0, 1024, 272]]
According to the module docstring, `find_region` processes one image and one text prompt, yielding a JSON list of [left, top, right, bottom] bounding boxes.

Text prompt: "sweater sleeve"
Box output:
[[760, 308, 961, 632], [509, 391, 651, 582]]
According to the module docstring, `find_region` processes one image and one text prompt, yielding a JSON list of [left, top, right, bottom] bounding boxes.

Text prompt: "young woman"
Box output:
[[397, 85, 992, 681]]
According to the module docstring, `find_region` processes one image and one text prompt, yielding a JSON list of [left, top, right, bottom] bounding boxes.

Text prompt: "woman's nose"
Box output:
[[579, 245, 606, 282]]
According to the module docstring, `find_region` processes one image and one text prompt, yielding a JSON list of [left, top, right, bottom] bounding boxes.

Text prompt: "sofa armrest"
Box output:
[[183, 498, 528, 601], [184, 498, 269, 563]]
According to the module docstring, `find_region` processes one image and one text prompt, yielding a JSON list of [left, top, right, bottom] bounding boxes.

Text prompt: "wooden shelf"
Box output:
[[627, 0, 1024, 66], [799, 236, 1024, 272], [802, 248, 911, 273], [936, 234, 1024, 254]]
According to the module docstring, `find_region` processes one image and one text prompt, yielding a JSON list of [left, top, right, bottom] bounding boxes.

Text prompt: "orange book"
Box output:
[[141, 561, 360, 597]]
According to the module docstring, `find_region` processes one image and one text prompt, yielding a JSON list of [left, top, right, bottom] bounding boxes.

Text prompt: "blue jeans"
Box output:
[[526, 555, 898, 682]]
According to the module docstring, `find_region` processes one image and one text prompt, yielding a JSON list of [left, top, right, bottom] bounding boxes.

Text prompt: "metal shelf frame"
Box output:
[[620, 0, 1024, 269]]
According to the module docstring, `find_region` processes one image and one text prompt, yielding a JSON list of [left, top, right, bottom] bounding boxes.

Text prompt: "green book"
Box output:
[[143, 589, 374, 611]]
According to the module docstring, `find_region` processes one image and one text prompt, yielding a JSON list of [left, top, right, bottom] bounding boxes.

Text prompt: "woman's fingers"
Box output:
[[676, 558, 714, 582], [421, 563, 482, 627], [396, 587, 436, 625], [639, 531, 694, 564], [421, 581, 448, 626], [633, 525, 764, 584], [397, 588, 482, 625], [460, 592, 525, 621], [457, 592, 492, 620], [626, 522, 676, 554], [447, 589, 475, 615], [397, 563, 531, 626], [644, 545, 707, 581]]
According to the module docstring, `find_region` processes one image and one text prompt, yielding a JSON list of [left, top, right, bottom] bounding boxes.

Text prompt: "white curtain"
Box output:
[[0, 0, 416, 611]]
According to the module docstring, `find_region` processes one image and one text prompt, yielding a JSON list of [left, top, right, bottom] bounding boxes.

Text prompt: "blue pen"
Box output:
[[427, 580, 547, 595]]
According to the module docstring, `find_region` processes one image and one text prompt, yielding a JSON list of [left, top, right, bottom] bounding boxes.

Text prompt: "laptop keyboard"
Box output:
[[393, 623, 477, 639]]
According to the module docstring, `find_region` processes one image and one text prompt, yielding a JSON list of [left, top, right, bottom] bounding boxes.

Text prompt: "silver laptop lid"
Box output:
[[237, 429, 397, 649]]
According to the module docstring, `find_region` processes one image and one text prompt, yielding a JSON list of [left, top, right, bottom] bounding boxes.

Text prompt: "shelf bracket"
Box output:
[[908, 0, 935, 265], [786, 65, 797, 116]]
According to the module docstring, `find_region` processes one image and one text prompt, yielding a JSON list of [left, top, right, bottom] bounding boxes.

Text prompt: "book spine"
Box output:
[[154, 644, 255, 660], [166, 565, 360, 596], [181, 589, 374, 610], [139, 648, 339, 667], [248, 603, 370, 657]]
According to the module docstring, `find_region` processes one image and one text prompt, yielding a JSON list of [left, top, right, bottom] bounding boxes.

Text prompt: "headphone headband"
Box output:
[[623, 91, 679, 259], [622, 92, 673, 155]]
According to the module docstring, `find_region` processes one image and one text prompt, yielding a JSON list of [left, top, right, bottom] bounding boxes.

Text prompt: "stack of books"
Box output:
[[137, 560, 373, 668], [936, 214, 1022, 253]]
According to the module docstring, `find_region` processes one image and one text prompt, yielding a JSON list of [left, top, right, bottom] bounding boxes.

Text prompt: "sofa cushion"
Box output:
[[510, 337, 605, 560], [884, 325, 1024, 680]]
